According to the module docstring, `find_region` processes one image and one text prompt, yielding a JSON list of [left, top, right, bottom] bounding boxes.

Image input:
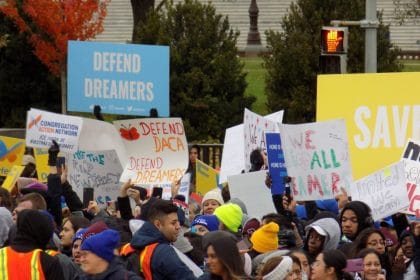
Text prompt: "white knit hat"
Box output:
[[202, 189, 224, 206], [262, 256, 293, 280]]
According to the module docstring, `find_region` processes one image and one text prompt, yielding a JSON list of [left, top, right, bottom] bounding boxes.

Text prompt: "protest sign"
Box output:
[[178, 173, 191, 203], [196, 159, 220, 196], [78, 117, 128, 167], [279, 119, 352, 200], [317, 72, 420, 180], [68, 41, 170, 116], [219, 110, 284, 184], [33, 148, 49, 182], [26, 108, 83, 153], [114, 118, 188, 185], [401, 139, 420, 217], [244, 109, 281, 172], [227, 171, 275, 219], [0, 136, 25, 176], [265, 132, 287, 195], [350, 161, 408, 221], [2, 165, 25, 191], [68, 150, 123, 205]]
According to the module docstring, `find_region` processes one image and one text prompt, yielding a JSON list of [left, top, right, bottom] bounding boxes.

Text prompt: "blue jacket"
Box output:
[[127, 221, 196, 280]]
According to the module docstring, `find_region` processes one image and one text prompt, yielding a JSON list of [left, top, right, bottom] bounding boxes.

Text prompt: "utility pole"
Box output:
[[330, 1, 379, 73]]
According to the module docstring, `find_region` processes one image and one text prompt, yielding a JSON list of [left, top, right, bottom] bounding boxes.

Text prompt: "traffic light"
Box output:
[[320, 27, 348, 73], [321, 27, 348, 54]]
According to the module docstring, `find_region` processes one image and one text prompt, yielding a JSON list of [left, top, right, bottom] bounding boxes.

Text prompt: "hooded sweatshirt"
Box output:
[[8, 209, 63, 280], [304, 217, 341, 262], [127, 221, 197, 280]]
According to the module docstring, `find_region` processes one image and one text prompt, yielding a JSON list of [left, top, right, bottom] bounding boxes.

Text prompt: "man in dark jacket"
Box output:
[[126, 199, 197, 279], [0, 209, 64, 279]]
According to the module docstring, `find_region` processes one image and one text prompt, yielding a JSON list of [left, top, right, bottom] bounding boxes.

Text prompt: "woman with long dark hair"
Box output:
[[200, 230, 249, 280], [349, 228, 392, 279], [310, 249, 352, 280]]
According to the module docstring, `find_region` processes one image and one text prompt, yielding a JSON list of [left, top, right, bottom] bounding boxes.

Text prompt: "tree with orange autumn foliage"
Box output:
[[0, 0, 109, 113]]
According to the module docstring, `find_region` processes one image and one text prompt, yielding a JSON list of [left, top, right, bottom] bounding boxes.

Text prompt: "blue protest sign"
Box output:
[[67, 41, 169, 116], [265, 132, 287, 195]]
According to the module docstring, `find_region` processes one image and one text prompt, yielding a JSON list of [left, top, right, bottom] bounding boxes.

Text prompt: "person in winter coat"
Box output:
[[303, 217, 341, 263], [125, 199, 198, 279], [79, 221, 142, 280], [0, 209, 64, 279]]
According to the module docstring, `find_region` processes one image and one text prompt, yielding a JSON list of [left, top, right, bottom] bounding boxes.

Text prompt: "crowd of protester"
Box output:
[[0, 142, 419, 280]]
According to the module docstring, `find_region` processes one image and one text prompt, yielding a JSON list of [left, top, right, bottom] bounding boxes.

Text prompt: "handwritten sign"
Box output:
[[227, 171, 275, 219], [67, 41, 170, 116], [279, 119, 352, 200], [68, 150, 123, 205], [243, 108, 280, 172], [401, 139, 420, 217], [265, 132, 287, 195], [0, 136, 25, 176], [219, 110, 284, 183], [350, 161, 408, 221], [26, 108, 83, 153], [78, 117, 128, 168], [196, 159, 220, 196], [1, 165, 25, 191], [114, 118, 188, 185]]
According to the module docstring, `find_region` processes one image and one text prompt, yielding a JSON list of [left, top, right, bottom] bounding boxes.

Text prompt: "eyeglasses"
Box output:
[[367, 240, 385, 247]]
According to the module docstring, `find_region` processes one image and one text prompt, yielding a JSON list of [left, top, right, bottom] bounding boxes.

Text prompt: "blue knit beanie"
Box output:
[[81, 222, 120, 262], [191, 215, 219, 232]]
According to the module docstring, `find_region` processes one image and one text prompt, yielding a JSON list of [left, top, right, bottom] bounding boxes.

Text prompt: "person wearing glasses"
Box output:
[[349, 228, 392, 279]]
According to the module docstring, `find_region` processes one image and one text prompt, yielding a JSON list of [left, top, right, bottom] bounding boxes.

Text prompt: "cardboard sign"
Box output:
[[196, 159, 219, 196], [227, 171, 275, 219], [317, 72, 420, 180], [401, 139, 420, 217], [280, 119, 353, 200], [2, 165, 25, 191], [68, 41, 170, 116], [26, 108, 83, 153], [78, 117, 128, 168], [0, 136, 25, 176], [114, 118, 188, 185], [265, 132, 287, 195], [33, 148, 49, 182], [350, 161, 408, 221], [244, 109, 280, 172], [68, 150, 123, 205], [219, 110, 284, 184]]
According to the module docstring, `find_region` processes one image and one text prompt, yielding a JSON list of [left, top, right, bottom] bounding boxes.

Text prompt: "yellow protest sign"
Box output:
[[1, 165, 25, 191], [317, 72, 420, 180], [196, 159, 220, 196], [0, 136, 25, 177], [33, 148, 49, 182]]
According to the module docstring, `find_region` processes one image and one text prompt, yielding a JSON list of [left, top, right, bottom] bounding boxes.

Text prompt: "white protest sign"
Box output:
[[26, 109, 83, 153], [244, 109, 281, 172], [67, 150, 123, 205], [78, 118, 128, 168], [227, 170, 275, 219], [220, 110, 284, 184], [279, 119, 352, 200], [401, 139, 420, 217], [114, 118, 189, 185], [178, 173, 191, 203], [350, 161, 408, 221]]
